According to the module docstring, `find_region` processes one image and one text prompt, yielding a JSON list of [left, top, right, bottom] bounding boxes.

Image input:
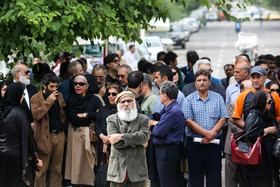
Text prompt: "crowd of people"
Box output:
[[0, 49, 280, 187]]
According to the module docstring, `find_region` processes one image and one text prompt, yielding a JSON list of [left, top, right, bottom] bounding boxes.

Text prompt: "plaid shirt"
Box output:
[[183, 91, 228, 138]]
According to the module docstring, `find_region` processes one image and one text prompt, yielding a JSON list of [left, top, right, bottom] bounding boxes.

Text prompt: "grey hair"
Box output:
[[92, 64, 108, 75], [159, 81, 178, 100], [243, 65, 250, 73], [143, 73, 152, 89], [67, 61, 80, 76], [117, 64, 132, 75], [74, 75, 89, 86], [194, 59, 211, 73], [12, 64, 23, 77]]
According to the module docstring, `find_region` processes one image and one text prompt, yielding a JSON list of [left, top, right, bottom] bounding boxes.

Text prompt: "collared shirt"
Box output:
[[151, 101, 185, 145], [152, 82, 159, 95], [183, 91, 228, 138], [153, 90, 185, 113], [141, 93, 157, 117], [226, 82, 240, 106]]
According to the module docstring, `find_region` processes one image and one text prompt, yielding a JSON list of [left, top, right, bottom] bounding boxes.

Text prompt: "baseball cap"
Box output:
[[250, 66, 266, 76]]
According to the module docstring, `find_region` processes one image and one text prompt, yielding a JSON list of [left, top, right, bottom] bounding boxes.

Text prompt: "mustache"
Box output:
[[199, 84, 205, 87]]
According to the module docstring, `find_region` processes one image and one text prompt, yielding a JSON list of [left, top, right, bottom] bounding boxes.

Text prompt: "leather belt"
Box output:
[[50, 130, 63, 135]]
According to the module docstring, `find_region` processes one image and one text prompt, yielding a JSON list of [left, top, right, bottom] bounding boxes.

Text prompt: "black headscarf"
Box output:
[[0, 82, 25, 120]]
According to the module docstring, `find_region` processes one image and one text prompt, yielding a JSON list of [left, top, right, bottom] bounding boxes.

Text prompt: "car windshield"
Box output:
[[80, 44, 116, 57]]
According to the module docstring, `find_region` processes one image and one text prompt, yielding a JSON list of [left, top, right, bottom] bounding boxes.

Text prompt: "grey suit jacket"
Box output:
[[106, 113, 150, 183], [224, 100, 243, 155]]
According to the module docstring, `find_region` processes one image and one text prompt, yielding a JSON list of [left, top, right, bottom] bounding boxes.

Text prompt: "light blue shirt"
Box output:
[[226, 82, 240, 106], [183, 91, 228, 138], [153, 90, 185, 113]]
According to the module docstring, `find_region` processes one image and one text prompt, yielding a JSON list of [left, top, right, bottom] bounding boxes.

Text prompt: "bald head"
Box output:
[[235, 55, 251, 68], [240, 80, 252, 93]]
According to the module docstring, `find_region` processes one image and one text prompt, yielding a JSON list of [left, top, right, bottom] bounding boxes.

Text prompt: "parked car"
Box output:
[[181, 17, 200, 33], [141, 36, 166, 62], [169, 23, 191, 49], [146, 31, 174, 51]]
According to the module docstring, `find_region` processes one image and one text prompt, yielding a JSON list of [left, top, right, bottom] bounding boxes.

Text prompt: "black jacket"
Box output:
[[243, 112, 277, 177]]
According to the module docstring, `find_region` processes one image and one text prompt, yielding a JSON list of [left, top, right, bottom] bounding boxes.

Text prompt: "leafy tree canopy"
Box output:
[[0, 0, 253, 63]]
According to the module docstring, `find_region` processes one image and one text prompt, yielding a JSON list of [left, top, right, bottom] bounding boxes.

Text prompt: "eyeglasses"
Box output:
[[120, 99, 133, 104], [111, 59, 120, 63], [24, 70, 31, 75], [173, 72, 177, 76], [108, 92, 117, 96], [74, 82, 86, 86], [270, 89, 280, 93], [267, 99, 273, 104]]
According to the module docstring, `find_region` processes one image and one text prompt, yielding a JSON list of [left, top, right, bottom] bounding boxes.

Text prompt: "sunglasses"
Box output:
[[74, 82, 86, 86], [49, 85, 58, 88], [24, 70, 31, 75], [111, 59, 120, 63], [108, 92, 117, 96], [270, 89, 280, 93], [120, 99, 133, 104], [173, 72, 177, 76], [267, 99, 273, 104]]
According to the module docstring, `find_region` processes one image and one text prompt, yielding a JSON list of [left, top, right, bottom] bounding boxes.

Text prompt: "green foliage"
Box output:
[[0, 0, 169, 62], [0, 0, 255, 63]]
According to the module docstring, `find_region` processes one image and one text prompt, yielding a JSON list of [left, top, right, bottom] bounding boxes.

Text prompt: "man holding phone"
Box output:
[[31, 73, 67, 187]]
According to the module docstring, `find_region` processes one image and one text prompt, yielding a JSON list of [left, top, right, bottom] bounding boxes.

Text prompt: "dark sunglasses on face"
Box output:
[[74, 82, 86, 86], [49, 85, 58, 88], [111, 59, 120, 63], [173, 72, 177, 76], [120, 99, 133, 104], [108, 92, 117, 96], [24, 70, 31, 75], [267, 99, 273, 104], [270, 89, 280, 93]]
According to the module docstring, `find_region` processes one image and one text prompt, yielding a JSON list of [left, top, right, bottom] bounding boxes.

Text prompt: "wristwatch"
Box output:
[[121, 134, 124, 140]]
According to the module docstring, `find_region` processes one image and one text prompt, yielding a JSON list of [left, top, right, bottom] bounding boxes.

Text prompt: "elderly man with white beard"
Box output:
[[106, 91, 150, 187], [12, 63, 37, 130]]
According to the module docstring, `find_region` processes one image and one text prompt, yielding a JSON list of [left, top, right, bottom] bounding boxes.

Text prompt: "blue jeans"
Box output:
[[186, 137, 222, 187]]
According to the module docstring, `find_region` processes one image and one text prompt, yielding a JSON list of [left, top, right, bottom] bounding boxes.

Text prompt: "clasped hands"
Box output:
[[201, 130, 217, 144], [108, 133, 149, 147]]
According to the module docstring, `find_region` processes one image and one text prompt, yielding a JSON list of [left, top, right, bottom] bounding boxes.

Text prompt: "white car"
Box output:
[[141, 36, 166, 63], [146, 32, 174, 51]]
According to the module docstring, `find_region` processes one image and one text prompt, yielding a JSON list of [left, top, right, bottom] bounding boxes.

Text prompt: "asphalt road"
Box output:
[[174, 20, 280, 79]]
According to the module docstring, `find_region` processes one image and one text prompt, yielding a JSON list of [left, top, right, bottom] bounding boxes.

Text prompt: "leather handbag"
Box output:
[[272, 138, 280, 159], [231, 127, 263, 165], [94, 152, 109, 187]]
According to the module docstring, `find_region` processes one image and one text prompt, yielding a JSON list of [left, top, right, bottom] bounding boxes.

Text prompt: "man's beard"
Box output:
[[19, 73, 30, 85], [117, 102, 138, 122], [97, 82, 105, 89]]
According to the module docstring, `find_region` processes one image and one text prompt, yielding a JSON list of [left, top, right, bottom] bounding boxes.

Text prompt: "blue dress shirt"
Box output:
[[183, 91, 228, 138], [151, 101, 185, 145], [153, 90, 185, 113], [225, 82, 240, 106]]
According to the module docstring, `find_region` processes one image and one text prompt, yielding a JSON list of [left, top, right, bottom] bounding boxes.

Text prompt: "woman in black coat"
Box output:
[[94, 84, 120, 168], [243, 90, 278, 187], [0, 82, 42, 187]]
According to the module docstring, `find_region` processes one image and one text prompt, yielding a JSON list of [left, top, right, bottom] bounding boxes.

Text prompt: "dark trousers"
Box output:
[[151, 144, 185, 187], [186, 138, 221, 187], [244, 176, 273, 187]]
